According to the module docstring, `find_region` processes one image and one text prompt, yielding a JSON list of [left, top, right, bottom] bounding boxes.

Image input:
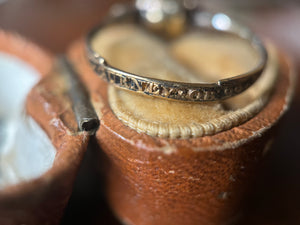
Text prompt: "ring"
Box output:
[[86, 0, 268, 102]]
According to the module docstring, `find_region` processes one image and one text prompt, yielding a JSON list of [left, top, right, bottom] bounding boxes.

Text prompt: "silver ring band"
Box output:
[[86, 4, 268, 102]]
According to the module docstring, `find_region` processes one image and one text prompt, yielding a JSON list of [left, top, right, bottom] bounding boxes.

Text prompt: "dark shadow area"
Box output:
[[61, 136, 120, 225], [240, 97, 300, 225]]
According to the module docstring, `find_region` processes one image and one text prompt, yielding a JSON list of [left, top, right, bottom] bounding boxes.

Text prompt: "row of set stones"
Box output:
[[92, 62, 252, 102]]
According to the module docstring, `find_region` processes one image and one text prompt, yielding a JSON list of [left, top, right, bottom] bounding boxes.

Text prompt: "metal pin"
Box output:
[[58, 56, 100, 134]]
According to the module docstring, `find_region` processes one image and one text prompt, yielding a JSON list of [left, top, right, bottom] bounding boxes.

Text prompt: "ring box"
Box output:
[[0, 31, 90, 225], [0, 26, 295, 225], [68, 28, 295, 225]]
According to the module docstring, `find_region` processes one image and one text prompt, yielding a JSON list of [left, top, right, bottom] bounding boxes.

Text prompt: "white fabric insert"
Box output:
[[0, 52, 56, 189]]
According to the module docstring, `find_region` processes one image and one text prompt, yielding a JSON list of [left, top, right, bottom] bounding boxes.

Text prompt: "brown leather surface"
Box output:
[[0, 30, 53, 76], [68, 38, 293, 225], [0, 0, 131, 53], [0, 32, 89, 225]]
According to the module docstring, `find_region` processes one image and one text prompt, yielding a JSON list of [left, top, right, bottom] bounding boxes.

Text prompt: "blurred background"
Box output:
[[0, 0, 300, 224]]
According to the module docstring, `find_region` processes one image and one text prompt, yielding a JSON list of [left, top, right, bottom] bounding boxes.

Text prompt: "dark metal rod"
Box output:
[[58, 56, 100, 133]]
